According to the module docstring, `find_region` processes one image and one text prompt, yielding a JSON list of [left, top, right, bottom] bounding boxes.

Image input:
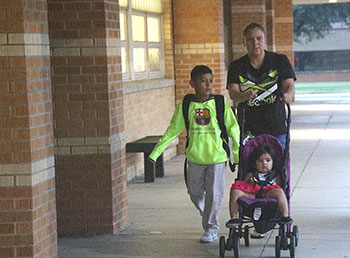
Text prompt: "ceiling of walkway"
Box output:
[[293, 0, 350, 4]]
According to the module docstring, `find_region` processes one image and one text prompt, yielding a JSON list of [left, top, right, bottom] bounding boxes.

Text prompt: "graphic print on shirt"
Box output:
[[194, 108, 210, 125], [239, 69, 279, 107]]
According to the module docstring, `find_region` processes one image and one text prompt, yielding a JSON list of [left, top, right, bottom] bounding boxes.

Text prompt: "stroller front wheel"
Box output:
[[244, 225, 249, 247], [292, 225, 299, 247], [233, 234, 240, 258], [275, 235, 281, 258], [289, 235, 296, 258], [219, 236, 226, 258]]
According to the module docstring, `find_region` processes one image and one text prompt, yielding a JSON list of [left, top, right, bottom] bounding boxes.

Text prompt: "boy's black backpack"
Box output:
[[182, 94, 236, 183]]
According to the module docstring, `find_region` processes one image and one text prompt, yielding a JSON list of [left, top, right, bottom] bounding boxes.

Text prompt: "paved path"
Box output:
[[58, 94, 350, 258]]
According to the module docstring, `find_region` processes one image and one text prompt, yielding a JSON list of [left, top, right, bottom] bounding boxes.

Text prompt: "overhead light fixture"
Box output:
[[329, 0, 337, 3]]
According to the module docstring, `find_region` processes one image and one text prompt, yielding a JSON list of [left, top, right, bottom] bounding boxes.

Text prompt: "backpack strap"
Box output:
[[182, 94, 196, 148], [214, 94, 236, 172], [182, 94, 196, 187]]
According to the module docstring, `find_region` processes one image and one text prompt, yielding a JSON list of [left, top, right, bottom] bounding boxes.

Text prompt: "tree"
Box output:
[[293, 3, 350, 43]]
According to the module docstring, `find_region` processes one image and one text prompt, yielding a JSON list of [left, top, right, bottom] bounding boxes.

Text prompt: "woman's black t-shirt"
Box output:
[[227, 51, 296, 136]]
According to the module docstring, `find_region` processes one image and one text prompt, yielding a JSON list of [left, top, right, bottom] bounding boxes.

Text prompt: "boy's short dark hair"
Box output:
[[243, 22, 266, 38], [190, 65, 212, 81]]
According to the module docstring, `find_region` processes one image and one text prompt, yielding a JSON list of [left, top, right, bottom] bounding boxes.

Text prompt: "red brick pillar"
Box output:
[[266, 0, 275, 51], [173, 0, 226, 151], [274, 0, 294, 64], [162, 0, 175, 79], [0, 1, 58, 257], [48, 0, 127, 235], [231, 0, 267, 60]]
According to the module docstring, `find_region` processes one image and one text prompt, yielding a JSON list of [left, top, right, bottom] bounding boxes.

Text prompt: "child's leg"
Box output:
[[186, 161, 206, 215], [265, 188, 288, 217], [202, 162, 226, 234], [229, 189, 254, 219]]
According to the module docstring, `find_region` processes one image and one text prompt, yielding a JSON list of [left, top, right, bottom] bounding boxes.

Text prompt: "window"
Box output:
[[120, 0, 164, 81]]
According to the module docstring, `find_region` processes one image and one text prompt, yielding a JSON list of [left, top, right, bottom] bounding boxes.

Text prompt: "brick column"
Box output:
[[231, 0, 266, 60], [48, 0, 126, 235], [162, 0, 175, 79], [274, 0, 294, 64], [0, 1, 57, 257], [173, 0, 226, 151], [266, 0, 275, 52]]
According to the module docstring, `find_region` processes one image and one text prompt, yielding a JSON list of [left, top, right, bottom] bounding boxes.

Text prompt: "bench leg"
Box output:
[[144, 152, 156, 182], [155, 154, 165, 177]]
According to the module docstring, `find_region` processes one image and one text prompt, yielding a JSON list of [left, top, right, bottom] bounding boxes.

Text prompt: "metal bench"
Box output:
[[126, 135, 177, 182]]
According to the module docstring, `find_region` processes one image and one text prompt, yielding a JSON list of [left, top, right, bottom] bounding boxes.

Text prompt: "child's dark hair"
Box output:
[[190, 65, 212, 81], [243, 22, 266, 38], [249, 143, 276, 171]]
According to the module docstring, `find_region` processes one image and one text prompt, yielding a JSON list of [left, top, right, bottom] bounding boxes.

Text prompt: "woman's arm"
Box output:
[[281, 78, 295, 104], [228, 83, 257, 104]]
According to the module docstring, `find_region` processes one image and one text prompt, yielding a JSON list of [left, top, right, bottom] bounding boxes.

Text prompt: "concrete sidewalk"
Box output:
[[58, 94, 350, 258]]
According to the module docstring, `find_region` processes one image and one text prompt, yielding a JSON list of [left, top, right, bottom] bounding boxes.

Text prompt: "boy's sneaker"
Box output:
[[200, 231, 218, 243], [280, 216, 293, 224], [225, 218, 242, 228]]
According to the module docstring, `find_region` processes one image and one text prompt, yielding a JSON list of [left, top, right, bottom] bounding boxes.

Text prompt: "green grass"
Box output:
[[295, 81, 350, 94]]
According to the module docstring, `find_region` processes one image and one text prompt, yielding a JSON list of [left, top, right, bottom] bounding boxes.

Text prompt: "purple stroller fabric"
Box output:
[[239, 197, 277, 205]]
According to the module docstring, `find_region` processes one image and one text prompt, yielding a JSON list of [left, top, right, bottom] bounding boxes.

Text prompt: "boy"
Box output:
[[149, 65, 240, 243]]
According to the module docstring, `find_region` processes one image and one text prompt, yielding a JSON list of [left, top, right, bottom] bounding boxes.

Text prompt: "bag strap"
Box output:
[[182, 94, 195, 149], [214, 95, 236, 172], [182, 94, 194, 188]]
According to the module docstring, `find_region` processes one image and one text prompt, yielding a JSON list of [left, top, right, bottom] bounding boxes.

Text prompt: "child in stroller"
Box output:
[[219, 134, 299, 258], [227, 142, 292, 227]]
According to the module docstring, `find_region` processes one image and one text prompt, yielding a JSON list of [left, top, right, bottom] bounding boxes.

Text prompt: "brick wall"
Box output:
[[231, 0, 267, 60], [266, 0, 275, 51], [274, 0, 294, 64], [0, 0, 58, 257], [0, 178, 57, 258], [124, 84, 176, 180], [162, 0, 175, 79], [104, 1, 127, 233], [48, 0, 126, 235]]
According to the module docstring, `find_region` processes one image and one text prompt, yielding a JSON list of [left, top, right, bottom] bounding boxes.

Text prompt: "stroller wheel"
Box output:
[[279, 224, 288, 250], [244, 225, 249, 247], [292, 225, 299, 247], [289, 235, 296, 258], [275, 236, 281, 258], [219, 236, 226, 258], [233, 234, 240, 258]]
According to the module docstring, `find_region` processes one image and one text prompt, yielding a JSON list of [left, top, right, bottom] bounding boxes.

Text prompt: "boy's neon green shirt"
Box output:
[[149, 96, 240, 165]]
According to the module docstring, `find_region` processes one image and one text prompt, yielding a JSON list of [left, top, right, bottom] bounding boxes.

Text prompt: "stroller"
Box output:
[[219, 104, 299, 258]]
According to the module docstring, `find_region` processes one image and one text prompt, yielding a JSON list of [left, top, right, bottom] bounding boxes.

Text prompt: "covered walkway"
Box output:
[[58, 93, 350, 257]]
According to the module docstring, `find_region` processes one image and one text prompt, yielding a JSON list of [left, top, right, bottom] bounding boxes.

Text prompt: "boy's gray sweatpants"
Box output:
[[186, 161, 226, 234]]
